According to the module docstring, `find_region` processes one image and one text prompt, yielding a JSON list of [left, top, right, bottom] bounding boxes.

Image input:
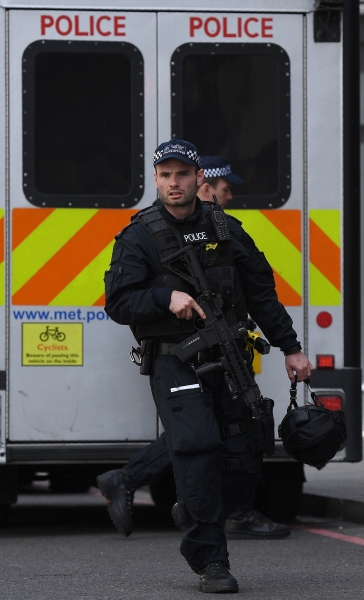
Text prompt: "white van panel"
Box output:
[[8, 9, 158, 442]]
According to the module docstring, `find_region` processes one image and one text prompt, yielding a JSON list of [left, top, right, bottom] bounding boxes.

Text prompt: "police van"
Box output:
[[0, 0, 361, 522]]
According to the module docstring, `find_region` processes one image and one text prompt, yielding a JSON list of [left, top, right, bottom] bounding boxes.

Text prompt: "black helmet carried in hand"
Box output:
[[278, 377, 347, 467]]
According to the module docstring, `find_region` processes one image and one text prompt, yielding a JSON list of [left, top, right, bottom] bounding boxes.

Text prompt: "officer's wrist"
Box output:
[[152, 287, 173, 310], [283, 344, 302, 357]]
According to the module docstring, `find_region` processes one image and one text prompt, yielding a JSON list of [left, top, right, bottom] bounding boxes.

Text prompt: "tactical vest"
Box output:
[[133, 203, 247, 341]]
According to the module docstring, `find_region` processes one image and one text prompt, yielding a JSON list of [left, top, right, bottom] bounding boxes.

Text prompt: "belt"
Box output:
[[155, 342, 220, 362], [222, 421, 248, 438], [155, 342, 179, 357]]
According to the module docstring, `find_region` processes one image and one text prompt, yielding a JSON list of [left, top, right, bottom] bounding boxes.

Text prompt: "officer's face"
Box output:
[[212, 178, 233, 209], [155, 159, 204, 209]]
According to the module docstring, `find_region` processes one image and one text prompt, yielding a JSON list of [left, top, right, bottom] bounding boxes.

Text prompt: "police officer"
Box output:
[[198, 155, 241, 208], [97, 156, 291, 542], [104, 139, 312, 593]]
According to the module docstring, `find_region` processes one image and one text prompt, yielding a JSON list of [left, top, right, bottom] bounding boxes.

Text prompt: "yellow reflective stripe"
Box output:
[[309, 209, 340, 247], [309, 263, 341, 306], [12, 209, 98, 295], [50, 240, 114, 306], [228, 209, 302, 296]]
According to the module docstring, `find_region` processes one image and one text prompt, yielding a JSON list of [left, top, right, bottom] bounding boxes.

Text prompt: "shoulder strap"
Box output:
[[133, 205, 165, 231], [135, 205, 182, 260]]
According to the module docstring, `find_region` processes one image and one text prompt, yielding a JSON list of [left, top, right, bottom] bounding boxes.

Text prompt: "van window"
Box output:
[[23, 40, 144, 208], [171, 43, 291, 209]]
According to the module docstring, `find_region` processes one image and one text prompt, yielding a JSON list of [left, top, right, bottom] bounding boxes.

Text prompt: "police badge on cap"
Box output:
[[153, 139, 201, 169]]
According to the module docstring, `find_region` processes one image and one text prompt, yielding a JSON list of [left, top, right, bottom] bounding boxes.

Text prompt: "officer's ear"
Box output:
[[154, 169, 158, 188], [198, 182, 212, 200], [197, 168, 204, 187]]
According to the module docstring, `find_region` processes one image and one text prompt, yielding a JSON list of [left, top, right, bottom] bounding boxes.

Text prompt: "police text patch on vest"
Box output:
[[182, 226, 211, 245]]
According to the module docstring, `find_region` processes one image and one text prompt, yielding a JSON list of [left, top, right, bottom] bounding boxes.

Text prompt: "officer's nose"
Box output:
[[169, 175, 179, 187]]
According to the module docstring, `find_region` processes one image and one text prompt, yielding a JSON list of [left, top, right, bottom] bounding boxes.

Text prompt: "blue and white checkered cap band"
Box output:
[[203, 165, 233, 179], [186, 149, 201, 167], [153, 144, 201, 167]]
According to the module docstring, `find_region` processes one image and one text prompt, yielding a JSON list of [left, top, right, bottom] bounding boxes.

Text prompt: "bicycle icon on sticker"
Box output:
[[39, 326, 66, 342]]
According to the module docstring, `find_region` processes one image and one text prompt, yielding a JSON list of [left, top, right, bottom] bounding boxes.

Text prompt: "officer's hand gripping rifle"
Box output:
[[161, 245, 263, 419]]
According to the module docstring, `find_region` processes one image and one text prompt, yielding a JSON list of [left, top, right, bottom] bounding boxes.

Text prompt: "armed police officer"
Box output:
[[104, 139, 312, 594], [97, 155, 291, 542]]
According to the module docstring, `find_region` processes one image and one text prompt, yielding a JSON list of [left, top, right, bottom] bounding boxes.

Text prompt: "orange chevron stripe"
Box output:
[[261, 209, 301, 251], [12, 208, 54, 250], [309, 219, 341, 291], [93, 294, 105, 307], [273, 269, 301, 306], [13, 210, 135, 305], [0, 216, 4, 263]]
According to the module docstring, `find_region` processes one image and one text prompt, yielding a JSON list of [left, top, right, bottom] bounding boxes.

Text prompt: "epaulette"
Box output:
[[131, 205, 160, 222], [114, 216, 142, 240], [133, 205, 170, 235], [114, 205, 160, 240]]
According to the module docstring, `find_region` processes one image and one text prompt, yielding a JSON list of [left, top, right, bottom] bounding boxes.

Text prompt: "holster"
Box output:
[[139, 339, 157, 376], [248, 397, 275, 457]]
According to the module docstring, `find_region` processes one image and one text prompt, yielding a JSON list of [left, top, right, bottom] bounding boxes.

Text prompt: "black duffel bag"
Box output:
[[278, 377, 347, 467]]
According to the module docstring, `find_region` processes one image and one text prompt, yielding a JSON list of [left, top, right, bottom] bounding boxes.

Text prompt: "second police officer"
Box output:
[[104, 139, 312, 594]]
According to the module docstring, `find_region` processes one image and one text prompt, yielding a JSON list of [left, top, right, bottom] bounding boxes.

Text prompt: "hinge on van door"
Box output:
[[314, 9, 342, 42]]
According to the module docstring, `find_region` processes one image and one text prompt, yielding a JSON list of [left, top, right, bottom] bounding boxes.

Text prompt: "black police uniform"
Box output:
[[124, 432, 171, 488], [105, 198, 300, 572]]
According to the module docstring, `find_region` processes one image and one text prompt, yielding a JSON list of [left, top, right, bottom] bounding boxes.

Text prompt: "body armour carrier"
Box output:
[[133, 203, 247, 341]]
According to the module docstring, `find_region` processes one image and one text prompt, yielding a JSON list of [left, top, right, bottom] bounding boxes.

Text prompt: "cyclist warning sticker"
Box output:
[[22, 323, 83, 366]]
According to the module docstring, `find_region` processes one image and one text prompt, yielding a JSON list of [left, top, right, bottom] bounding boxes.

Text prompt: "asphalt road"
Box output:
[[1, 486, 364, 600]]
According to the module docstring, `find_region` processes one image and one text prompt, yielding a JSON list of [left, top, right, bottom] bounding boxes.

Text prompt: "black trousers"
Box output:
[[150, 355, 262, 572], [124, 432, 256, 514], [124, 432, 172, 487]]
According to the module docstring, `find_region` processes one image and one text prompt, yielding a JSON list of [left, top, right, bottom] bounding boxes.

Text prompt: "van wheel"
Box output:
[[254, 462, 304, 522], [0, 504, 10, 526], [149, 470, 176, 508]]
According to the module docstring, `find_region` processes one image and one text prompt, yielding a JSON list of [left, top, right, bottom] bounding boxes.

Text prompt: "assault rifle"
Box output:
[[161, 244, 264, 419]]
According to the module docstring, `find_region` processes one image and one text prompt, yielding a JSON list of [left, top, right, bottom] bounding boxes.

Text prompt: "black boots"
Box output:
[[172, 503, 290, 540], [96, 469, 136, 537], [171, 502, 181, 530], [225, 508, 291, 539], [199, 562, 239, 593]]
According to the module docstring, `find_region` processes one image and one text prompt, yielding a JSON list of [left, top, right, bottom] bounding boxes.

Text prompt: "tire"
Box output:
[[254, 462, 304, 522], [56, 332, 66, 342], [39, 332, 49, 341], [149, 470, 177, 509]]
